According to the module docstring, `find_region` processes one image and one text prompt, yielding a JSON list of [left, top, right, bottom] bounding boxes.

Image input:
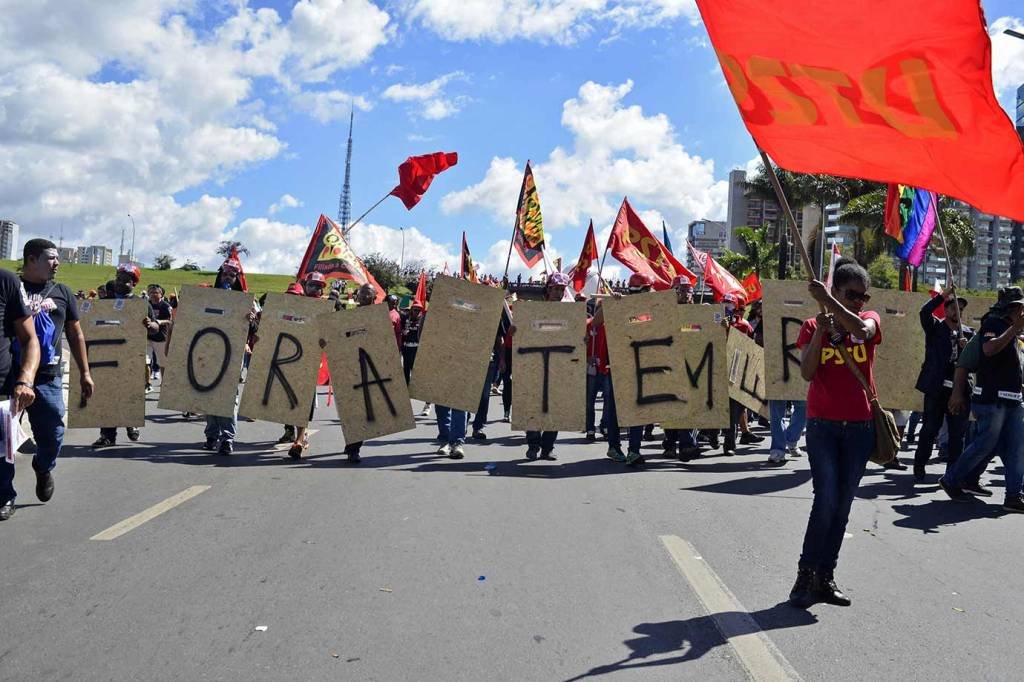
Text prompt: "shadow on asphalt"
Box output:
[[891, 498, 1006, 534], [562, 602, 816, 680]]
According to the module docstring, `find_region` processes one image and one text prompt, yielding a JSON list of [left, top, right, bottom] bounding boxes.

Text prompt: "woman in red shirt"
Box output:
[[790, 257, 881, 609]]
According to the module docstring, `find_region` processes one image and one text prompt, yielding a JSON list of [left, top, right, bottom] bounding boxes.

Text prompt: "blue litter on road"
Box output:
[[478, 576, 486, 581]]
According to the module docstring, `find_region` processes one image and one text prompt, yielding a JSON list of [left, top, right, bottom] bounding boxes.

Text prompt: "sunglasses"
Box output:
[[842, 289, 871, 303]]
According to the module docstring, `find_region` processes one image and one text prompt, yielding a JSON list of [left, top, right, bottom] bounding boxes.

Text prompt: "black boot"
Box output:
[[815, 570, 852, 606], [788, 568, 818, 609]]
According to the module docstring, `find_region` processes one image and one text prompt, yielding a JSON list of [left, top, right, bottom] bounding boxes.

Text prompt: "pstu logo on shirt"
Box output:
[[820, 344, 868, 365]]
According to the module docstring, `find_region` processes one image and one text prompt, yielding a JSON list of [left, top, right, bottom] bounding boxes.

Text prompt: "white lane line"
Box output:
[[659, 535, 801, 682], [90, 486, 211, 541]]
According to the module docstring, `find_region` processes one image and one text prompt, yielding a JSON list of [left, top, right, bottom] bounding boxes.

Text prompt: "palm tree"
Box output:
[[717, 225, 779, 279], [746, 162, 880, 276]]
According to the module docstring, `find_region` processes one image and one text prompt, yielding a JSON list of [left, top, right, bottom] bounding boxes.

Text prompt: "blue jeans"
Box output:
[[435, 405, 467, 446], [945, 402, 1024, 498], [0, 375, 65, 504], [585, 372, 602, 433], [799, 418, 875, 572], [205, 415, 236, 444], [602, 374, 643, 452], [770, 400, 806, 453]]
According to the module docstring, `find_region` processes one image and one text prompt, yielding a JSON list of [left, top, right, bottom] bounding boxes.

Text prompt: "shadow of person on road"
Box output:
[[891, 498, 1005, 534], [563, 603, 815, 680], [683, 469, 812, 497]]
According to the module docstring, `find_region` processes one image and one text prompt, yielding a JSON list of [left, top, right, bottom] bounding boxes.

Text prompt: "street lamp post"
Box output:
[[400, 227, 405, 271], [127, 213, 136, 263]]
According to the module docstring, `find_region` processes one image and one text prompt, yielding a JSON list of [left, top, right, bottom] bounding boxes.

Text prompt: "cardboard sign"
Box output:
[[866, 290, 930, 411], [69, 299, 149, 428], [159, 286, 254, 418], [603, 291, 728, 427], [239, 293, 333, 426], [319, 304, 415, 443], [662, 305, 730, 429], [727, 330, 768, 417], [409, 276, 505, 412], [511, 300, 586, 432], [762, 279, 816, 401]]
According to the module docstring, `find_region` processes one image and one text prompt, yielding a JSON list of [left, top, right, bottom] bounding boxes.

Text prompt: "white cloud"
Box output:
[[0, 1, 392, 271], [382, 71, 468, 119], [293, 89, 373, 123], [402, 0, 698, 45], [224, 217, 312, 274], [991, 17, 1024, 108], [268, 194, 303, 214], [442, 79, 727, 244], [347, 222, 458, 270]]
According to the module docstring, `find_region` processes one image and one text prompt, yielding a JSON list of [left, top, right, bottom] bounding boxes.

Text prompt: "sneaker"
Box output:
[[883, 458, 908, 471], [202, 438, 218, 451], [152, 370, 161, 382], [35, 471, 54, 502], [450, 444, 465, 460], [420, 403, 432, 416], [278, 426, 296, 444], [625, 450, 643, 466], [347, 451, 362, 464], [1002, 496, 1024, 513], [92, 436, 116, 449], [963, 481, 994, 498], [0, 500, 14, 521], [127, 427, 140, 442], [739, 431, 764, 445], [218, 441, 233, 456], [768, 449, 787, 464], [145, 385, 153, 394], [606, 446, 626, 462], [471, 430, 487, 441], [437, 443, 452, 457], [939, 476, 969, 501], [585, 431, 596, 442], [525, 445, 540, 460], [540, 450, 556, 461], [502, 411, 511, 423], [786, 444, 805, 458]]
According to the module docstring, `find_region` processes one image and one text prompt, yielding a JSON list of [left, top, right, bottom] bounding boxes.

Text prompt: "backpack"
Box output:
[[14, 283, 58, 370]]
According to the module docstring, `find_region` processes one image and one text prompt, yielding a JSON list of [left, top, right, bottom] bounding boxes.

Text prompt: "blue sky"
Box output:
[[3, 0, 1023, 276]]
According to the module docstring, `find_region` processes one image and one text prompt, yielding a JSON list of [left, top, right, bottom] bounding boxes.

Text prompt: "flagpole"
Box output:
[[346, 191, 392, 233], [932, 197, 964, 340]]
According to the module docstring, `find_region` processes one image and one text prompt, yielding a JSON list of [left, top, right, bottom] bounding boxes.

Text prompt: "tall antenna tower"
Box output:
[[338, 107, 354, 235]]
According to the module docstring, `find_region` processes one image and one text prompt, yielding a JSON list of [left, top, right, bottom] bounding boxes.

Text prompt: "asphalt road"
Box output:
[[2, 385, 1022, 681]]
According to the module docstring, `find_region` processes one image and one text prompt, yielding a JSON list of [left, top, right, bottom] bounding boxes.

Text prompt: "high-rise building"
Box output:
[[955, 205, 1012, 290], [0, 219, 19, 260], [1016, 84, 1024, 140], [725, 168, 807, 271], [56, 246, 77, 263], [77, 245, 113, 266], [686, 220, 729, 269]]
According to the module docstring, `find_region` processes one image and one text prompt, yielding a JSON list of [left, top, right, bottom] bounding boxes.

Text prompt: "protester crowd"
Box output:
[[3, 241, 1023, 614]]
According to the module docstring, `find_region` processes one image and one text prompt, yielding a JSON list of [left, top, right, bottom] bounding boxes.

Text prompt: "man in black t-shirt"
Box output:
[[1, 239, 94, 517], [0, 257, 42, 521]]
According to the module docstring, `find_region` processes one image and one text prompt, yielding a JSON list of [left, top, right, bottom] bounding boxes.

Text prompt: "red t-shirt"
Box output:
[[730, 318, 754, 337], [796, 311, 882, 421], [586, 318, 610, 375], [389, 308, 402, 350]]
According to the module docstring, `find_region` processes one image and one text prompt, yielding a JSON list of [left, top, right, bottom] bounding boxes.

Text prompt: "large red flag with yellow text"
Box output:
[[296, 214, 384, 302], [697, 0, 1024, 221], [608, 198, 696, 290]]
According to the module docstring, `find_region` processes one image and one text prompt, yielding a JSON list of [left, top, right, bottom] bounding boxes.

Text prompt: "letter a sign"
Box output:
[[697, 0, 1024, 221]]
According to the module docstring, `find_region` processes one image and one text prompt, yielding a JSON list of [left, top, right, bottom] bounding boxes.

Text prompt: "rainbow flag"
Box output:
[[884, 184, 937, 267]]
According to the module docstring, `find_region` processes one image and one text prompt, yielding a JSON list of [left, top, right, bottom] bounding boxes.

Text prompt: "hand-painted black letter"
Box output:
[[517, 345, 575, 413]]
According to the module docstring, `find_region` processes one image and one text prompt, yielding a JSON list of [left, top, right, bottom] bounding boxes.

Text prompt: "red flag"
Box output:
[[226, 247, 248, 293], [567, 220, 598, 293], [296, 214, 384, 302], [608, 198, 696, 290], [686, 241, 746, 302], [901, 267, 913, 292], [390, 152, 459, 210], [740, 272, 762, 303], [698, 0, 1024, 221], [414, 271, 428, 309], [461, 231, 478, 283]]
